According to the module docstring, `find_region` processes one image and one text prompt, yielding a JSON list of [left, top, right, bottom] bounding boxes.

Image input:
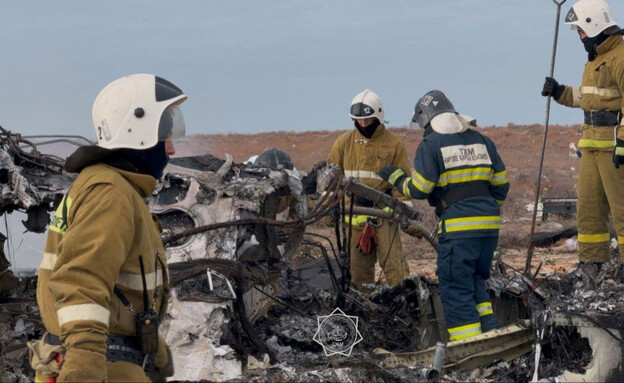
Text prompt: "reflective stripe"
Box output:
[[477, 302, 493, 316], [491, 170, 508, 186], [409, 170, 435, 194], [57, 303, 110, 327], [344, 170, 382, 180], [578, 139, 615, 149], [117, 271, 163, 291], [495, 199, 504, 206], [618, 236, 624, 245], [578, 232, 610, 243], [571, 87, 582, 107], [344, 215, 370, 226], [581, 86, 621, 98], [388, 169, 406, 185], [444, 216, 501, 233], [448, 322, 482, 341], [40, 252, 57, 271], [616, 147, 624, 156], [437, 167, 492, 187]]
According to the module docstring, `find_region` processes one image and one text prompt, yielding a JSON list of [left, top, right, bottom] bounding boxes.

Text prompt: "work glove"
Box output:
[[57, 347, 107, 382], [614, 138, 624, 169], [378, 165, 406, 186], [356, 222, 378, 254], [401, 223, 423, 239], [541, 77, 565, 100]]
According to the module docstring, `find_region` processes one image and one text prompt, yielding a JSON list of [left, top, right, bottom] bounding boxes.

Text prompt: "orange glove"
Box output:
[[357, 223, 378, 254]]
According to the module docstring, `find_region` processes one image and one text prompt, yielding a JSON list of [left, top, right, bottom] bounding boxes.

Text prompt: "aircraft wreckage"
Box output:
[[0, 126, 623, 382]]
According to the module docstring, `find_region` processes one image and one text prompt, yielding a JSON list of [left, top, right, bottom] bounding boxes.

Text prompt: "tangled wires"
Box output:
[[0, 125, 93, 173]]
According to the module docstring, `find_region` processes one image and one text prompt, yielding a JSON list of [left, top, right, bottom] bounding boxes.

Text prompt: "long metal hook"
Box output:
[[525, 0, 566, 274]]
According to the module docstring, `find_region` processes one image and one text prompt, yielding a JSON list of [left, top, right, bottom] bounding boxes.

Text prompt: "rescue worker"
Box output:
[[541, 0, 624, 277], [327, 89, 411, 291], [379, 90, 509, 341], [31, 74, 187, 382]]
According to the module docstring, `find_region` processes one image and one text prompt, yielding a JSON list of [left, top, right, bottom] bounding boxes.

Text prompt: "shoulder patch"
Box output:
[[440, 144, 492, 169]]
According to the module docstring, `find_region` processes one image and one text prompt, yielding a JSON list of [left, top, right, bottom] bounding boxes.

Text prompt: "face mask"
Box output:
[[354, 118, 381, 139], [582, 32, 609, 61]]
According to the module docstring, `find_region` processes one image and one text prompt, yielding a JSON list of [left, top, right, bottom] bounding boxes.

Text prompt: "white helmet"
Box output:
[[92, 74, 188, 150], [565, 0, 620, 38], [349, 89, 385, 123]]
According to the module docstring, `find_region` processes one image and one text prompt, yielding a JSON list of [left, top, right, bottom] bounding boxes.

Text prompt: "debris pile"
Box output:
[[0, 133, 624, 382]]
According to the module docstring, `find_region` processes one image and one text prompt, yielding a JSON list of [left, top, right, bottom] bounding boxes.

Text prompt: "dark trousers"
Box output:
[[436, 236, 499, 340]]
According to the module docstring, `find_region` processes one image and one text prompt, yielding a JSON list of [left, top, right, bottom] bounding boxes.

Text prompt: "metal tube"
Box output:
[[525, 0, 567, 275]]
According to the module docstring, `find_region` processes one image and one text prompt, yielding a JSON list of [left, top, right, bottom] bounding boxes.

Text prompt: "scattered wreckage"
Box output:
[[0, 126, 623, 382]]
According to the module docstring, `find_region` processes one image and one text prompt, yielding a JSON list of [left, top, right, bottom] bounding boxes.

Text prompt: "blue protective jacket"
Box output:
[[395, 129, 510, 239]]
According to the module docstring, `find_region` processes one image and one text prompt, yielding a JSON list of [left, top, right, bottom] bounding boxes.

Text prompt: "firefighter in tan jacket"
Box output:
[[32, 74, 187, 382], [542, 0, 624, 276], [327, 89, 411, 290]]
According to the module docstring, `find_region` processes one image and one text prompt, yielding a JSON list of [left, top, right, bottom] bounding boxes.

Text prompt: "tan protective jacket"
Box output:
[[557, 35, 624, 150], [36, 164, 170, 376], [327, 124, 411, 200]]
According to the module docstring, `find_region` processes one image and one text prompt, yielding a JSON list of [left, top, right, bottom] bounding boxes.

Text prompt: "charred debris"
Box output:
[[0, 127, 623, 382]]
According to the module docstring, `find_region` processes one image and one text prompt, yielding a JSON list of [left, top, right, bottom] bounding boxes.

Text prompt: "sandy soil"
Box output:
[[177, 124, 585, 280]]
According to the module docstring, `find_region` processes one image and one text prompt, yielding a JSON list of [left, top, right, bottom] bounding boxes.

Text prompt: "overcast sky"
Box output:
[[4, 0, 624, 140], [4, 0, 624, 269]]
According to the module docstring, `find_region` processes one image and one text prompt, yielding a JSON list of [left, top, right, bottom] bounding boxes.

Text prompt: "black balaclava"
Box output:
[[583, 32, 609, 61], [102, 141, 169, 179], [354, 118, 381, 139]]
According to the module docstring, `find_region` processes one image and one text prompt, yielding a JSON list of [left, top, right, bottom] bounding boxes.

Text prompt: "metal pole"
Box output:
[[525, 0, 567, 275]]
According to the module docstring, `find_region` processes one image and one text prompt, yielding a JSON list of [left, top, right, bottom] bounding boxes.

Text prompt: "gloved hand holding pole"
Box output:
[[526, 0, 567, 275]]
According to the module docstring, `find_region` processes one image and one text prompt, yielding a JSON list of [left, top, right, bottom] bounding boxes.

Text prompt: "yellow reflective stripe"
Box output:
[[57, 303, 110, 327], [578, 139, 615, 149], [444, 216, 501, 233], [410, 170, 435, 193], [495, 199, 504, 206], [402, 178, 413, 198], [477, 302, 493, 316], [438, 167, 492, 187], [344, 215, 369, 226], [578, 233, 610, 243], [117, 271, 163, 291], [388, 169, 406, 185], [382, 206, 393, 212], [344, 170, 382, 180], [491, 170, 508, 185], [571, 87, 582, 107], [616, 147, 624, 156], [39, 252, 57, 271], [581, 86, 621, 98], [618, 236, 624, 245], [448, 322, 482, 341]]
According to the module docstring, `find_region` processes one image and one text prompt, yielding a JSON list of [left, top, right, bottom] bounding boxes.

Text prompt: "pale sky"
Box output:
[[4, 0, 624, 269], [3, 0, 623, 140]]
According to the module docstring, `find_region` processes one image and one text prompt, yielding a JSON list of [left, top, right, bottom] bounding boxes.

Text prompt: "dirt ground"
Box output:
[[177, 124, 584, 280]]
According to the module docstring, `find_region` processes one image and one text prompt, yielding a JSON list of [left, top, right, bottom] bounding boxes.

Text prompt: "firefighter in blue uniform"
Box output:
[[379, 90, 510, 341]]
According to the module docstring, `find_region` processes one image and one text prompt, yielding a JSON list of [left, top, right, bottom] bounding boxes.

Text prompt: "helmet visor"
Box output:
[[350, 102, 375, 119], [158, 105, 186, 141]]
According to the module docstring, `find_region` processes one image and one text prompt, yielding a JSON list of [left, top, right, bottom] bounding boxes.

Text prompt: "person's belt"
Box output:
[[584, 110, 621, 126], [435, 182, 491, 216], [46, 333, 149, 368]]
